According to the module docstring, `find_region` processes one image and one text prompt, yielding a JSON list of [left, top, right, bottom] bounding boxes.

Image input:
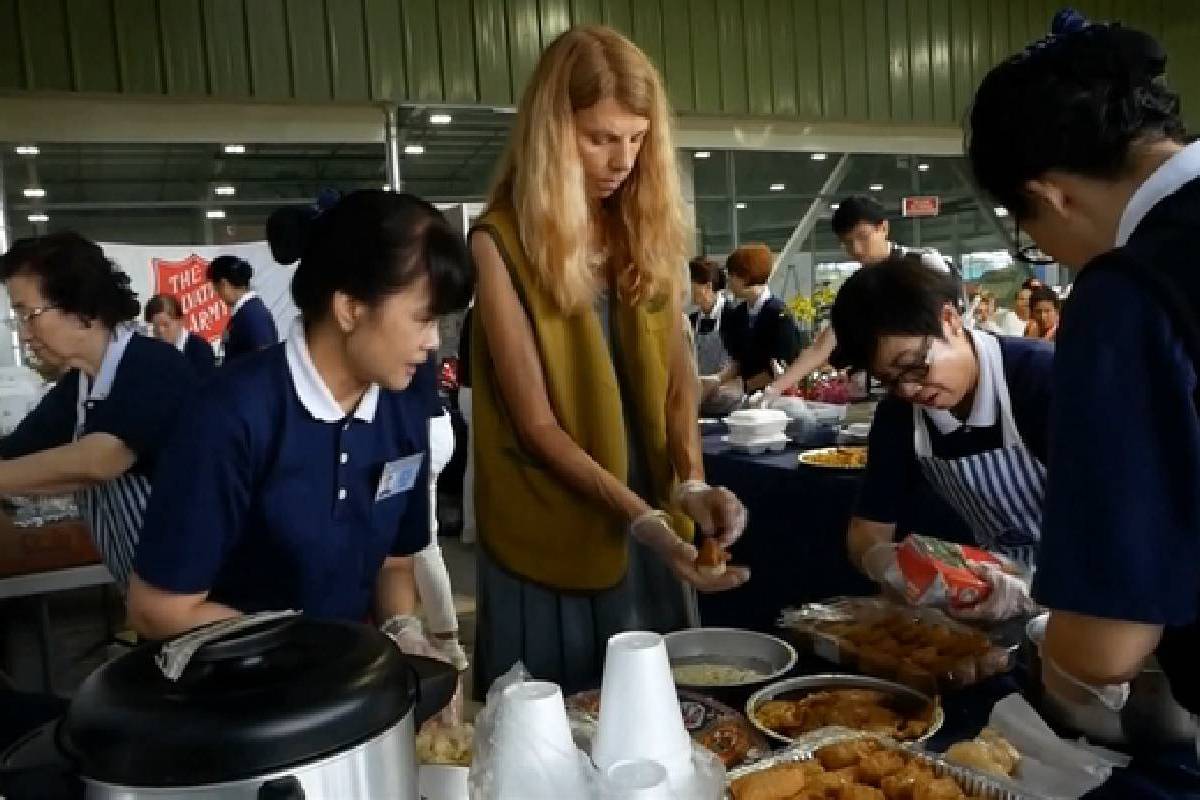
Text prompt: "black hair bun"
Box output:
[[266, 206, 319, 266]]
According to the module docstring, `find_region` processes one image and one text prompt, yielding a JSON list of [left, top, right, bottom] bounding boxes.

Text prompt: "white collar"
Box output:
[[89, 325, 136, 401], [747, 287, 771, 318], [284, 320, 379, 423], [700, 292, 726, 321], [230, 290, 258, 317], [174, 326, 189, 352], [1116, 140, 1200, 246], [924, 329, 998, 435]]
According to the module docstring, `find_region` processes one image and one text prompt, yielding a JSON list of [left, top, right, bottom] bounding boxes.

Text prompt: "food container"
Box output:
[[779, 597, 1016, 694], [744, 674, 943, 746], [665, 628, 797, 707], [725, 728, 1039, 800], [804, 402, 847, 426], [721, 434, 789, 455], [724, 409, 789, 442]]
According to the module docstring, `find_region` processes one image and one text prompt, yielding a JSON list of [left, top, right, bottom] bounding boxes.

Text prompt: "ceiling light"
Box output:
[[382, 184, 391, 192], [22, 188, 45, 199], [917, 163, 930, 172], [869, 183, 884, 192], [492, 106, 518, 114], [769, 183, 785, 192], [205, 209, 226, 220], [735, 202, 747, 210], [404, 144, 425, 155], [429, 113, 452, 125], [811, 153, 827, 161], [830, 203, 840, 210], [27, 213, 48, 223], [15, 145, 39, 156], [223, 144, 246, 155], [213, 185, 236, 196], [694, 151, 711, 159], [994, 206, 1010, 217]]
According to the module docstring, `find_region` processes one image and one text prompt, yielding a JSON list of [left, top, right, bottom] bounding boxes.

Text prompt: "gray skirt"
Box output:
[[472, 540, 698, 700]]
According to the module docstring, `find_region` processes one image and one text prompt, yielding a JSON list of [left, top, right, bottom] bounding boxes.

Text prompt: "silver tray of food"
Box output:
[[745, 673, 944, 746], [666, 628, 798, 689], [726, 728, 1042, 800]]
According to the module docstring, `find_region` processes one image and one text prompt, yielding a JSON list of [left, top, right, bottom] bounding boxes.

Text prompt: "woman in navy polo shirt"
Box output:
[[832, 255, 1053, 621], [208, 254, 278, 363], [127, 191, 474, 639], [0, 233, 197, 585], [144, 293, 217, 378], [969, 13, 1200, 715]]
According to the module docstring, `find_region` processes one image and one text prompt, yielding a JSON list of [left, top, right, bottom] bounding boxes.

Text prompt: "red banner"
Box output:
[[901, 196, 940, 218], [151, 254, 228, 343]]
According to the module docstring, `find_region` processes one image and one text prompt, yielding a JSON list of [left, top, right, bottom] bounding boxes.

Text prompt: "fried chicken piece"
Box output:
[[729, 762, 809, 800], [880, 762, 928, 800], [839, 786, 887, 800], [815, 739, 876, 770], [857, 749, 908, 786], [944, 742, 1007, 778], [913, 775, 967, 800]]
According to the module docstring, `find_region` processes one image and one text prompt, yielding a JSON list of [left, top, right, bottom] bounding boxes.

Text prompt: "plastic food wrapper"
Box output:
[[894, 534, 1021, 609], [779, 596, 1015, 693]]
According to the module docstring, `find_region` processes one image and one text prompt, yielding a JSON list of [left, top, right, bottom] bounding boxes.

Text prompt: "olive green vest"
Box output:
[[471, 205, 693, 591]]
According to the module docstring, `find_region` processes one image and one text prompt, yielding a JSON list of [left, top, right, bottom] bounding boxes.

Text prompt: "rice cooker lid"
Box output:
[[62, 616, 414, 787]]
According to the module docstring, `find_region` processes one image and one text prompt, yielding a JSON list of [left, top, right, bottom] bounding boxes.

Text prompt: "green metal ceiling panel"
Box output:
[[661, 0, 695, 113], [988, 0, 1009, 70], [0, 0, 22, 91], [817, 0, 845, 118], [244, 0, 292, 99], [863, 0, 891, 121], [968, 0, 990, 92], [840, 0, 868, 120], [540, 0, 572, 48], [327, 0, 370, 101], [439, 0, 478, 103], [717, 0, 748, 115], [506, 0, 541, 103], [403, 0, 443, 101], [689, 0, 721, 113], [887, 0, 912, 121], [113, 0, 164, 94], [203, 0, 251, 97], [767, 0, 797, 116], [601, 0, 633, 36], [949, 0, 974, 119], [473, 0, 511, 105], [792, 0, 822, 117], [743, 0, 773, 116], [909, 0, 934, 122], [631, 0, 666, 76], [66, 0, 119, 93], [570, 0, 603, 26], [286, 0, 333, 101], [20, 0, 72, 91], [365, 0, 406, 101], [160, 0, 208, 96], [929, 0, 953, 122]]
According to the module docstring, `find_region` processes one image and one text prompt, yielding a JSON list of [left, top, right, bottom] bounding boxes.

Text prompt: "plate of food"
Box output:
[[745, 674, 942, 746], [567, 687, 771, 769], [665, 628, 797, 690], [798, 446, 868, 469]]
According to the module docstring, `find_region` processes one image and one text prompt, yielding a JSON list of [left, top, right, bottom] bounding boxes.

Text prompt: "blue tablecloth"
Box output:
[[699, 432, 1200, 799]]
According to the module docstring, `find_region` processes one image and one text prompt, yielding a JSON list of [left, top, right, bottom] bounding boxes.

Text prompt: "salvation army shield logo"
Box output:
[[151, 254, 228, 343]]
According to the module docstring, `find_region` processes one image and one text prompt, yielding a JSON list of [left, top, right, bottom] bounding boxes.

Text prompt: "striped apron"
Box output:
[[913, 333, 1045, 569], [74, 330, 151, 587]]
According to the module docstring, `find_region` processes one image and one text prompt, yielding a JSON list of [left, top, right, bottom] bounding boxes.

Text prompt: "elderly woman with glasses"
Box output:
[[829, 254, 1056, 622]]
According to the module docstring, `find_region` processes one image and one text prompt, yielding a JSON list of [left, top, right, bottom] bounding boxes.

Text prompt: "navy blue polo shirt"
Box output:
[[856, 336, 1054, 525], [134, 328, 431, 621], [222, 293, 278, 363], [181, 331, 217, 378], [0, 333, 196, 479], [1034, 267, 1200, 626]]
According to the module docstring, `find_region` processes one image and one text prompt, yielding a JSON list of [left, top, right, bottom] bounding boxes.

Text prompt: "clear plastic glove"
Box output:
[[382, 615, 465, 726], [631, 509, 748, 593], [748, 385, 781, 409], [862, 542, 901, 584], [674, 480, 747, 548], [431, 633, 470, 672], [950, 563, 1040, 622]]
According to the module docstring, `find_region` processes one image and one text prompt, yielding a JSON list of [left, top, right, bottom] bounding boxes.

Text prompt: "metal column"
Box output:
[[726, 151, 738, 248], [385, 106, 404, 192], [0, 154, 9, 253]]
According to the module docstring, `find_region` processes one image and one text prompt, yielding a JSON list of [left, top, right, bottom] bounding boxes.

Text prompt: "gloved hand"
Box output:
[[381, 615, 465, 726], [949, 563, 1040, 622], [674, 480, 748, 548], [632, 509, 748, 592], [431, 633, 470, 672], [749, 386, 781, 409], [861, 542, 904, 588]]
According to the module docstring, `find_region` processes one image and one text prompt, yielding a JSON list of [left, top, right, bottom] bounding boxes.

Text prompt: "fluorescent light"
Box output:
[[404, 144, 425, 155], [694, 151, 711, 159], [492, 106, 517, 114], [994, 206, 1010, 217], [15, 145, 39, 156], [830, 203, 840, 210], [213, 185, 236, 196], [27, 213, 48, 223], [429, 113, 452, 125], [811, 152, 827, 161], [917, 163, 930, 172], [869, 183, 884, 192], [223, 144, 246, 155], [736, 202, 747, 210], [769, 183, 785, 192], [22, 188, 45, 199], [382, 184, 391, 191], [205, 209, 226, 220]]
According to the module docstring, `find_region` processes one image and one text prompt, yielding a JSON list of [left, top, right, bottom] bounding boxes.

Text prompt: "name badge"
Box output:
[[376, 453, 424, 502]]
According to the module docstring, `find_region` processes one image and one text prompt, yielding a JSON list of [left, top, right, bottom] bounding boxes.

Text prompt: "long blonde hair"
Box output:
[[489, 25, 689, 313]]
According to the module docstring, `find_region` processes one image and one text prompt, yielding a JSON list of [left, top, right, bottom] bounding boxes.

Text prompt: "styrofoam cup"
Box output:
[[492, 681, 592, 799], [604, 759, 678, 799]]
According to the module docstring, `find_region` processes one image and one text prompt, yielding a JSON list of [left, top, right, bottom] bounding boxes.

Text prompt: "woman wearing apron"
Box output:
[[830, 255, 1053, 622], [688, 257, 739, 417], [969, 12, 1200, 729], [0, 233, 197, 586]]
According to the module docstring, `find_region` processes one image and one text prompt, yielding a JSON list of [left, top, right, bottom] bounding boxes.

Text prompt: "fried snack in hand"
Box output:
[[695, 535, 731, 577]]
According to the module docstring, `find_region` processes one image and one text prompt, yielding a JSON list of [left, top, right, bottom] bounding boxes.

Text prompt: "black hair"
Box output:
[[144, 293, 183, 322], [207, 255, 254, 288], [284, 190, 474, 320], [1029, 285, 1061, 310], [967, 12, 1186, 219], [1019, 277, 1044, 292], [829, 254, 961, 372], [0, 232, 140, 328], [688, 257, 725, 291], [831, 196, 887, 238]]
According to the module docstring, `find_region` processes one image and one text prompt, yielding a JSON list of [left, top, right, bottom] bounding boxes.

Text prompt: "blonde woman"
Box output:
[[470, 25, 749, 696]]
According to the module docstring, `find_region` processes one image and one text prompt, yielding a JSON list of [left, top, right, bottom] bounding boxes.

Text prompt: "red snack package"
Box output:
[[895, 534, 1005, 609]]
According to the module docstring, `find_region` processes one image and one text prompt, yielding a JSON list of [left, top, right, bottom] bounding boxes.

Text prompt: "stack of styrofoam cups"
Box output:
[[491, 680, 592, 799], [604, 759, 679, 800], [592, 632, 696, 793]]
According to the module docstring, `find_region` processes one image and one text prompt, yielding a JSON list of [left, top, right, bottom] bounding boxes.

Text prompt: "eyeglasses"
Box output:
[[5, 305, 57, 329], [876, 336, 935, 391]]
